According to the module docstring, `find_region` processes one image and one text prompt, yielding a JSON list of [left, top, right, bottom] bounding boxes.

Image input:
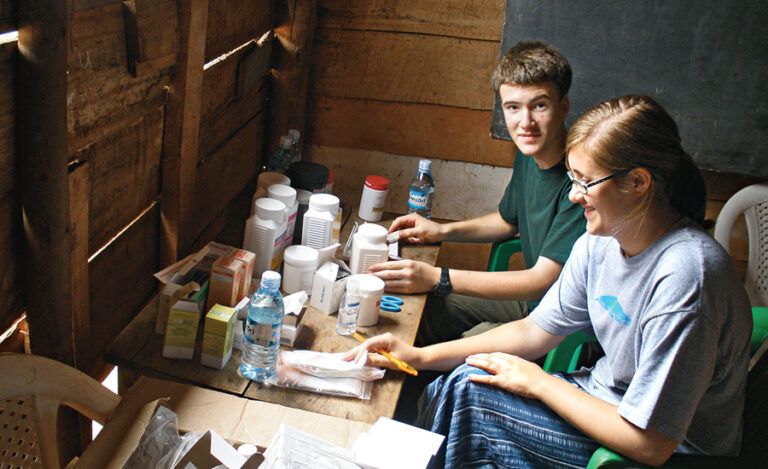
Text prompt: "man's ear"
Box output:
[[561, 95, 570, 115]]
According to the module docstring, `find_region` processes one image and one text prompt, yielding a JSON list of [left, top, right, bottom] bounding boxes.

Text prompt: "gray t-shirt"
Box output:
[[531, 218, 751, 455]]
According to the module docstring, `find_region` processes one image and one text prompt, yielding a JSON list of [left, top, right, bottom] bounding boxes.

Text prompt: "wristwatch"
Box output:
[[432, 267, 452, 298]]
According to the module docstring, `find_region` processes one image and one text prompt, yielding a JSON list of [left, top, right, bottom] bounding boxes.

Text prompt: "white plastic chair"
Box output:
[[0, 353, 121, 469], [714, 182, 768, 307]]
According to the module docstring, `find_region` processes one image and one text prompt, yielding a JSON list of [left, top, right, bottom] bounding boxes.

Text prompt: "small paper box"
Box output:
[[230, 248, 256, 299], [283, 291, 308, 328], [172, 430, 246, 469], [207, 253, 245, 310], [309, 244, 351, 315], [280, 323, 304, 347], [201, 304, 238, 369], [163, 298, 204, 360]]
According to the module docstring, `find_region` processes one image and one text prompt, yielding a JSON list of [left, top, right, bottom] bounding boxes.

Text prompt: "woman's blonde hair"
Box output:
[[566, 95, 706, 225]]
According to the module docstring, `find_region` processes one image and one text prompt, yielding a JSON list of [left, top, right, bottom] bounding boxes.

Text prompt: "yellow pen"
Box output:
[[352, 332, 418, 376]]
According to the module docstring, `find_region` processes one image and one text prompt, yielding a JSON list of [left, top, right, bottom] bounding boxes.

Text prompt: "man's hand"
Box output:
[[465, 352, 549, 399], [369, 259, 441, 294], [387, 213, 446, 244]]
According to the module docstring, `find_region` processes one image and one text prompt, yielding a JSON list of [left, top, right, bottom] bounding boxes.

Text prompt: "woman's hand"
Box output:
[[368, 260, 441, 294], [387, 213, 446, 244], [343, 332, 424, 372], [465, 352, 549, 399]]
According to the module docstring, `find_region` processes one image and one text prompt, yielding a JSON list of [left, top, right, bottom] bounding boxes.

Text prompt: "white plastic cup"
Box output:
[[358, 175, 389, 222], [348, 274, 385, 326], [282, 245, 319, 295]]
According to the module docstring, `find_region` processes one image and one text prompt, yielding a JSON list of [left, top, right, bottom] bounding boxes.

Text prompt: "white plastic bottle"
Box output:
[[287, 128, 302, 164], [251, 172, 290, 217], [267, 184, 298, 252], [349, 223, 389, 274], [407, 159, 435, 219], [336, 278, 361, 336], [358, 175, 389, 222], [282, 244, 318, 295], [301, 193, 339, 249], [243, 198, 287, 278]]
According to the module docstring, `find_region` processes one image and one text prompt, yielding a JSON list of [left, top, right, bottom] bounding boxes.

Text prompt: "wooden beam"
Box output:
[[18, 1, 75, 365], [68, 162, 90, 368], [161, 0, 208, 266], [267, 0, 317, 155]]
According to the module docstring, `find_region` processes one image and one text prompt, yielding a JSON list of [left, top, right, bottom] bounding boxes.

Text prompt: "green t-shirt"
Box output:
[[498, 151, 586, 307]]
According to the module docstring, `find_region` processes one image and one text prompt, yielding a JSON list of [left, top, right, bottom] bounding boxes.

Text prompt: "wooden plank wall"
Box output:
[[306, 0, 762, 276]]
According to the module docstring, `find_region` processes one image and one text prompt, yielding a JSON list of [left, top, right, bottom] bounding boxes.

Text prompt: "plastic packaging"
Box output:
[[407, 159, 435, 219], [349, 223, 389, 274], [124, 406, 203, 469], [358, 175, 389, 222], [243, 198, 287, 278], [251, 172, 290, 217], [282, 245, 319, 295], [278, 349, 384, 381], [336, 278, 361, 335], [241, 271, 284, 382], [301, 193, 339, 249], [267, 183, 298, 251]]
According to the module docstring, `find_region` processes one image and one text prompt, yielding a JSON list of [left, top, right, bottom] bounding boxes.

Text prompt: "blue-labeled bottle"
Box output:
[[240, 270, 284, 382], [407, 159, 435, 219]]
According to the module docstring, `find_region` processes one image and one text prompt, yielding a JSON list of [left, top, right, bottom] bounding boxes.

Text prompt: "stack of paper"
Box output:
[[352, 418, 444, 469]]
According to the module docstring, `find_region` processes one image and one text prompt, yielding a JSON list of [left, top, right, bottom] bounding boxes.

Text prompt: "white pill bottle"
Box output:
[[349, 223, 389, 274], [358, 175, 389, 222], [301, 193, 339, 249], [244, 198, 287, 278]]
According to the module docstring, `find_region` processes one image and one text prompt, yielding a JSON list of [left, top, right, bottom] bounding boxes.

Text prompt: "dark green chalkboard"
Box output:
[[492, 0, 768, 177]]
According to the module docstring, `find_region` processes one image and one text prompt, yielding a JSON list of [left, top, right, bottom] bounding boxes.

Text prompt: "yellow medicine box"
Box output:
[[201, 304, 238, 369]]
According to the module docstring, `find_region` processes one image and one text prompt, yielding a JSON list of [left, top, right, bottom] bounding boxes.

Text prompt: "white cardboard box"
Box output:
[[309, 244, 351, 315]]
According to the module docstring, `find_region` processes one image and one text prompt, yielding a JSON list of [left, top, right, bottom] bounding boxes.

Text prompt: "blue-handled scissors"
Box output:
[[380, 295, 404, 312]]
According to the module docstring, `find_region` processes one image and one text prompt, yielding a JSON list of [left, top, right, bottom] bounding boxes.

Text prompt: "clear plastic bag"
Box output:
[[267, 350, 385, 400], [123, 405, 203, 469]]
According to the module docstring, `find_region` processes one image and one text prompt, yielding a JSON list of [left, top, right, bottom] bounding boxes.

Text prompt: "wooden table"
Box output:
[[106, 212, 439, 424]]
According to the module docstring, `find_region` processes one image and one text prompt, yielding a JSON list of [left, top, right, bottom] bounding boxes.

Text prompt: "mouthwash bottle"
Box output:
[[407, 159, 435, 219]]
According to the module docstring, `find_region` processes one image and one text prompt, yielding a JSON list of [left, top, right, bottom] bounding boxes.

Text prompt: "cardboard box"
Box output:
[[201, 304, 238, 369], [173, 430, 246, 468], [163, 298, 204, 360], [309, 244, 351, 315], [156, 281, 203, 335], [170, 241, 233, 286], [280, 323, 304, 347], [230, 248, 256, 299], [282, 291, 307, 328], [207, 253, 245, 310]]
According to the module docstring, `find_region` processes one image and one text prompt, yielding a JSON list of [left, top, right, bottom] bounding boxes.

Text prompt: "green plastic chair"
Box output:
[[487, 241, 768, 468]]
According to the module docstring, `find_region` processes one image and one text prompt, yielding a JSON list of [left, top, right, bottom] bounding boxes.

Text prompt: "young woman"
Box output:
[[349, 95, 752, 467]]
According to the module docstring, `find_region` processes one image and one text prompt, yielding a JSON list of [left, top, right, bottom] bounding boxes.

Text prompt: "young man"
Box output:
[[370, 41, 586, 346]]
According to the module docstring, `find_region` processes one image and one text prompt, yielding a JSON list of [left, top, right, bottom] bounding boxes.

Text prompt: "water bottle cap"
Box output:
[[357, 223, 387, 244], [261, 270, 281, 289], [267, 184, 297, 207], [308, 193, 339, 212], [255, 198, 287, 221], [279, 135, 292, 149], [418, 159, 432, 172], [364, 175, 389, 190]]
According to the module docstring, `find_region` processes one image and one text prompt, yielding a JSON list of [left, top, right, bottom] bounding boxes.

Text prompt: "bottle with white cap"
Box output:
[[243, 198, 287, 278], [267, 184, 298, 252], [349, 223, 389, 274], [251, 172, 290, 217], [336, 277, 360, 336], [266, 135, 294, 172], [301, 193, 339, 249]]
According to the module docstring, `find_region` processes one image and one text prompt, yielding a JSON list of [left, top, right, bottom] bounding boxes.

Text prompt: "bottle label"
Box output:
[[245, 321, 280, 347], [408, 189, 431, 211]]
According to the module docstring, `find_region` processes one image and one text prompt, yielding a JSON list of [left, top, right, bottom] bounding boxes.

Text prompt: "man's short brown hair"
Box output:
[[491, 41, 572, 99]]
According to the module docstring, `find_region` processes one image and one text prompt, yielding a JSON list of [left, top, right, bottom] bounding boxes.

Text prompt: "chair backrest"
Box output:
[[0, 354, 121, 469], [714, 182, 768, 307]]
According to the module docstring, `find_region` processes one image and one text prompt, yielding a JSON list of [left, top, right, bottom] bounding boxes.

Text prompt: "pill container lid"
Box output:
[[257, 171, 291, 188], [267, 183, 297, 207], [364, 175, 389, 190], [284, 245, 319, 266], [357, 223, 387, 244], [287, 161, 329, 191], [308, 193, 339, 212], [255, 197, 286, 221]]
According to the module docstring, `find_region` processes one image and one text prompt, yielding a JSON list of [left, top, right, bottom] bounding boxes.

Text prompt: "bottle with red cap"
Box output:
[[358, 175, 389, 221]]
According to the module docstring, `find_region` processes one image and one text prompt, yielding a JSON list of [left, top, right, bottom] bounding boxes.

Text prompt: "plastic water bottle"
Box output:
[[407, 159, 435, 218], [336, 278, 361, 335], [240, 271, 284, 382], [266, 136, 293, 172]]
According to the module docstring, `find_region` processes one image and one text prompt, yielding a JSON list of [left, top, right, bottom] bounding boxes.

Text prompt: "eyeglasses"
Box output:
[[566, 170, 629, 195]]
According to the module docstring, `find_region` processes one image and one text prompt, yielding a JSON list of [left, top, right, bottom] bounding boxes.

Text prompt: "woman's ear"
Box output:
[[628, 167, 653, 195]]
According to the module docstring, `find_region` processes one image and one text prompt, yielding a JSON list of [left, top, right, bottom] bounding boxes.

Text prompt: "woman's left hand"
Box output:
[[465, 352, 548, 399]]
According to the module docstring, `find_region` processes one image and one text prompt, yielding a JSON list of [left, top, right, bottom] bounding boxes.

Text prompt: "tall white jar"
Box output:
[[243, 198, 287, 278], [301, 194, 339, 249], [267, 184, 298, 252], [349, 223, 389, 274]]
